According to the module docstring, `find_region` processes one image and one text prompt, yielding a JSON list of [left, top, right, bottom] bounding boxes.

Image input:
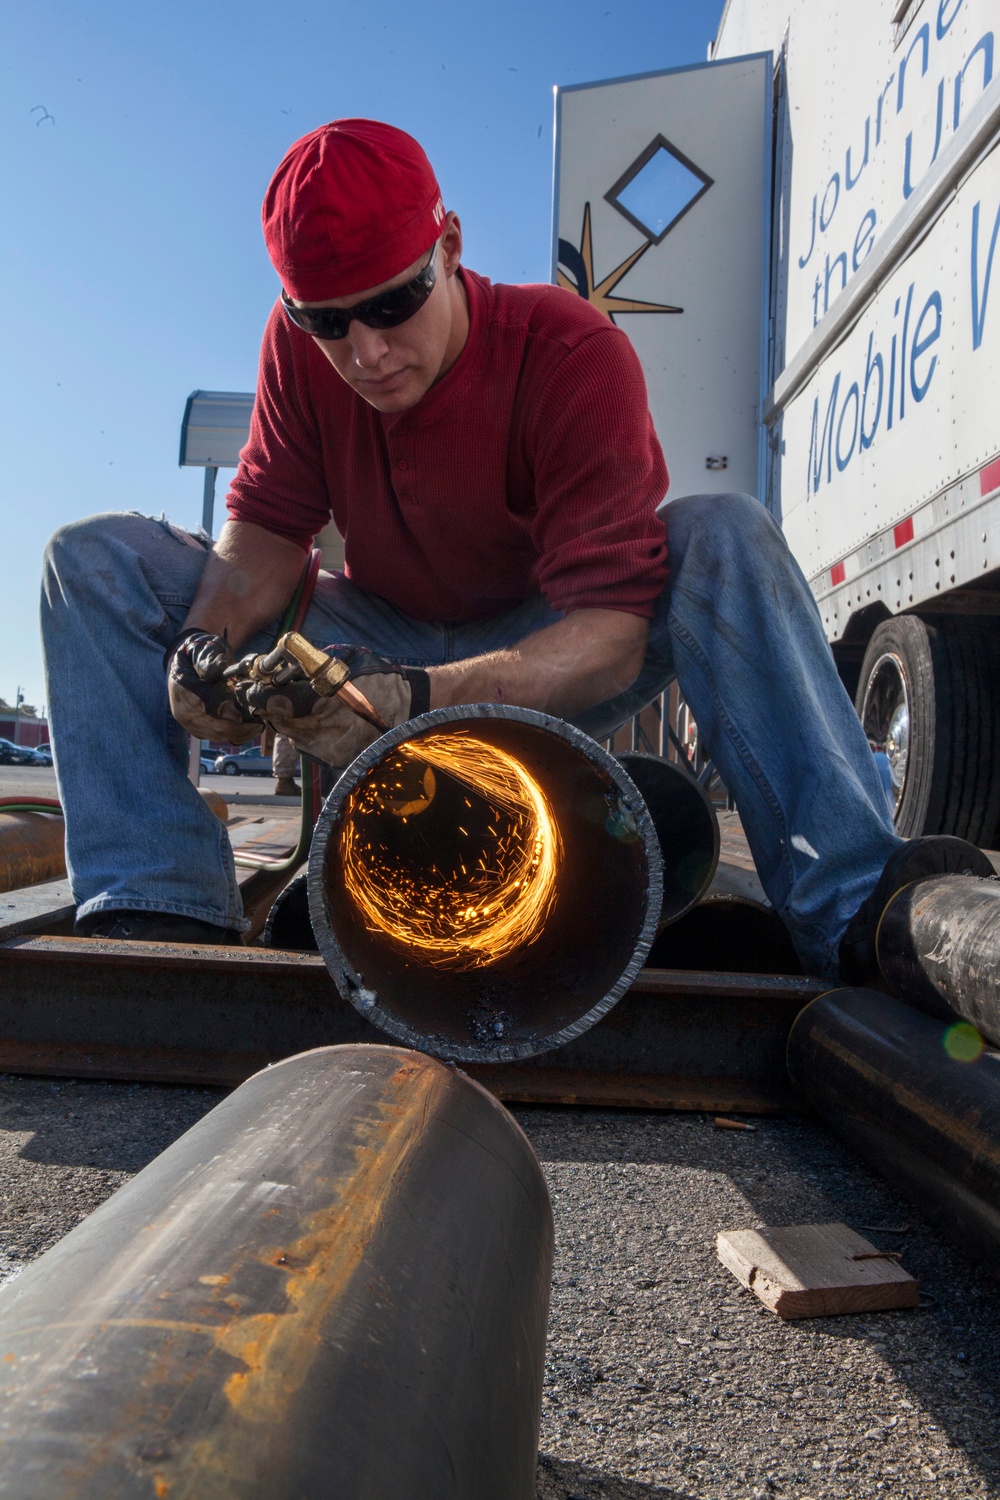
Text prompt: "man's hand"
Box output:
[[166, 630, 258, 744], [236, 642, 430, 768]]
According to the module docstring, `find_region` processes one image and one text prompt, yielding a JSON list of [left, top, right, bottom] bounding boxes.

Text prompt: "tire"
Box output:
[[223, 761, 240, 776], [855, 614, 1000, 842]]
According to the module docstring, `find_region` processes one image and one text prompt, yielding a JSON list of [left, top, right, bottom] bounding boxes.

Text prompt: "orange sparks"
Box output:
[[340, 732, 561, 969]]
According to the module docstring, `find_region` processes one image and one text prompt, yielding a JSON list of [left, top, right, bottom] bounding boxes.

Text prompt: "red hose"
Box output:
[[289, 547, 322, 634], [0, 797, 63, 814]]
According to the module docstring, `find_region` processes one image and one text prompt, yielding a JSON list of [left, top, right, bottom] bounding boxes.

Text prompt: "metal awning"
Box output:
[[178, 389, 254, 535], [178, 390, 254, 468]]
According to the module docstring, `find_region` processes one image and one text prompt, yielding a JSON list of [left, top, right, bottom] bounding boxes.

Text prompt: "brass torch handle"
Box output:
[[280, 633, 350, 694], [280, 633, 389, 732]]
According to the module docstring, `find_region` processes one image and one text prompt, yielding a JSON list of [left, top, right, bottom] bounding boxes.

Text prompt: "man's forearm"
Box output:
[[183, 520, 308, 651], [427, 608, 649, 717]]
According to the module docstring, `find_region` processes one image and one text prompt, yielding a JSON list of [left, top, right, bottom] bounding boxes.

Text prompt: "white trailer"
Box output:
[[553, 0, 1000, 841]]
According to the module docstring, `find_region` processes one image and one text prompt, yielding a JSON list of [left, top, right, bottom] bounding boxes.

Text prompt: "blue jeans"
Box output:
[[41, 495, 900, 974]]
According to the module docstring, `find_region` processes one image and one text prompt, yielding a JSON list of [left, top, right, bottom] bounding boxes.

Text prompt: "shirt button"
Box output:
[[398, 459, 409, 471]]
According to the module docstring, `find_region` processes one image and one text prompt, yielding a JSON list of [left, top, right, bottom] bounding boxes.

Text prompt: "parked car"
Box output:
[[213, 746, 274, 777], [16, 747, 49, 766], [0, 738, 46, 766], [31, 744, 53, 765]]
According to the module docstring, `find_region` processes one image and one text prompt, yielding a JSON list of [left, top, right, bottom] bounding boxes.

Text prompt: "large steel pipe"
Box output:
[[877, 875, 1000, 1045], [0, 793, 226, 900], [0, 811, 66, 893], [268, 750, 712, 953], [616, 752, 719, 925], [0, 1043, 554, 1499], [787, 987, 1000, 1266], [308, 706, 663, 1062]]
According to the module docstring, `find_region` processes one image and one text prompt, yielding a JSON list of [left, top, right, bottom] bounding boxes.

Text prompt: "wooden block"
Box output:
[[716, 1222, 919, 1319]]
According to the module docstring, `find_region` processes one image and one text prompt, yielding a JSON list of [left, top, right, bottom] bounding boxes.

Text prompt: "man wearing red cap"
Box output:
[[41, 119, 988, 974], [168, 118, 667, 765]]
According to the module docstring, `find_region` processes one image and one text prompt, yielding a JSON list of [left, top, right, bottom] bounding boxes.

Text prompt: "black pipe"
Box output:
[[615, 752, 719, 925], [262, 869, 315, 950], [308, 706, 663, 1063], [0, 1044, 554, 1499], [787, 987, 1000, 1267], [877, 875, 1000, 1045], [644, 895, 802, 975]]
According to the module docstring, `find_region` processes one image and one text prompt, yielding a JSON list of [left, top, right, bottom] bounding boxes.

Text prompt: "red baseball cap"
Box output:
[[262, 119, 445, 302]]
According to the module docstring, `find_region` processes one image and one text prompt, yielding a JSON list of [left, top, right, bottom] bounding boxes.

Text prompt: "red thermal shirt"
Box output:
[[226, 268, 669, 622]]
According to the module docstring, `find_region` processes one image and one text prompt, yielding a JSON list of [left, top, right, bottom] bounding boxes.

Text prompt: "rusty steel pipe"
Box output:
[[0, 811, 66, 893], [308, 706, 663, 1063], [877, 876, 1000, 1046], [199, 786, 229, 823], [0, 1043, 554, 1499], [0, 792, 226, 899], [616, 752, 719, 926], [787, 987, 1000, 1268]]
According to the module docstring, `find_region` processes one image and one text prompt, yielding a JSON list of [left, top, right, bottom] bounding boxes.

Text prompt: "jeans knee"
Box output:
[[46, 511, 129, 568], [659, 492, 786, 576], [42, 512, 164, 618], [659, 490, 769, 541]]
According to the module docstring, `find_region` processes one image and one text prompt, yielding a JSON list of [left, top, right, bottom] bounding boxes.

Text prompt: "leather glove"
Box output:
[[235, 640, 431, 768], [165, 629, 258, 744]]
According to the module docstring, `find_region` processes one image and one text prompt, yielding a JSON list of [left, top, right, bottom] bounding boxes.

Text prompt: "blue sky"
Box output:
[[2, 0, 723, 713]]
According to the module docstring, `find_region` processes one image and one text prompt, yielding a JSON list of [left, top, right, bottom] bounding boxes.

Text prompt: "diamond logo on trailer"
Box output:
[[557, 135, 713, 326], [606, 135, 713, 244]]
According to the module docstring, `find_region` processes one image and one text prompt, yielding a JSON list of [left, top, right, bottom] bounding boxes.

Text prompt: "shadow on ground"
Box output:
[[0, 1076, 221, 1172], [538, 1452, 694, 1499]]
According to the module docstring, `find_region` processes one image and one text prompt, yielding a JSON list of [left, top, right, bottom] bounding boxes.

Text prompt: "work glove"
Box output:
[[165, 629, 258, 744], [233, 639, 431, 768]]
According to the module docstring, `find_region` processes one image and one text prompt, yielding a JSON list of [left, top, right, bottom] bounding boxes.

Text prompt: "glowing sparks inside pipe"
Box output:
[[340, 732, 562, 969]]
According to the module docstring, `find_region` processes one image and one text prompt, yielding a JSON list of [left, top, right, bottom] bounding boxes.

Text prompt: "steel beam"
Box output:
[[0, 935, 821, 1108]]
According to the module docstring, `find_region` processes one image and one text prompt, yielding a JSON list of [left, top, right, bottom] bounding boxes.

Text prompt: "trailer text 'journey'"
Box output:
[[796, 3, 992, 329]]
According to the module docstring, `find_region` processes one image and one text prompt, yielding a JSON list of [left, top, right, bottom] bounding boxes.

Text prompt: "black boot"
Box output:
[[75, 910, 245, 945], [838, 835, 995, 984]]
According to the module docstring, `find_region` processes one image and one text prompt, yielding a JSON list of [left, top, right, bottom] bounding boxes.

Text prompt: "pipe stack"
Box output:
[[876, 875, 1000, 1043], [787, 987, 1000, 1265], [789, 872, 1000, 1267]]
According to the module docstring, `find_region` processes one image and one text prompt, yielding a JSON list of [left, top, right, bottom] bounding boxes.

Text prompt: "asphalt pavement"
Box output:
[[0, 1074, 995, 1499]]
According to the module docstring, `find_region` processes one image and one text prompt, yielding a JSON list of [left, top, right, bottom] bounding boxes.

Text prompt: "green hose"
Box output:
[[0, 802, 64, 816]]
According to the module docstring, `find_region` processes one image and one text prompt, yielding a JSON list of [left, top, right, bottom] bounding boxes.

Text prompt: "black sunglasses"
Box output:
[[281, 242, 440, 341]]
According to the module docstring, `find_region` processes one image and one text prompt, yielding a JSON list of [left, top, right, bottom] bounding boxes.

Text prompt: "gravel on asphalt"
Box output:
[[0, 1075, 996, 1499]]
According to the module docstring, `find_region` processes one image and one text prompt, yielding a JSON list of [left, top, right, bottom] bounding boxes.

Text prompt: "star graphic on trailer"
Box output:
[[557, 203, 682, 325]]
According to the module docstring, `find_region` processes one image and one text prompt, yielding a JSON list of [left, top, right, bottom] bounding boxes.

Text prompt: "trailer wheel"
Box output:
[[855, 615, 1000, 842]]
